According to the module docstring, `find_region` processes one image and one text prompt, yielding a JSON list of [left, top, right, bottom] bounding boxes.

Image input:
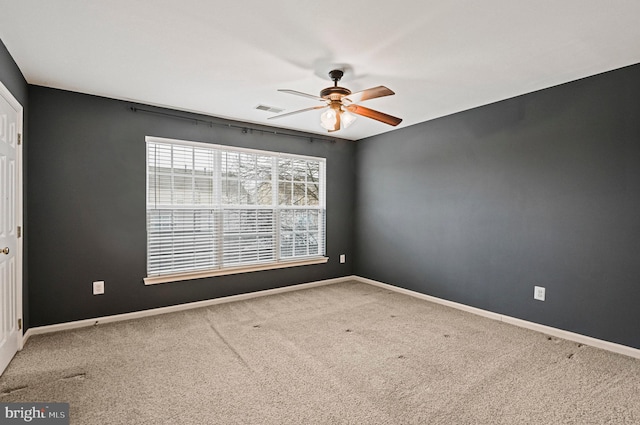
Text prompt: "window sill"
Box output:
[[143, 257, 329, 285]]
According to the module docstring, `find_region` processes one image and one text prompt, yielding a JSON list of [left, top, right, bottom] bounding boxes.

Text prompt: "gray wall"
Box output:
[[355, 63, 640, 349], [0, 39, 29, 329], [27, 86, 355, 327]]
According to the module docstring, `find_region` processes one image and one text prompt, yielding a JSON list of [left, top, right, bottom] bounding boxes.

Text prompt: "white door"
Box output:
[[0, 81, 22, 376]]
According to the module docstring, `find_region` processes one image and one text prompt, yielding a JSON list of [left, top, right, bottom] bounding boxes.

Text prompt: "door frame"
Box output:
[[0, 79, 24, 351]]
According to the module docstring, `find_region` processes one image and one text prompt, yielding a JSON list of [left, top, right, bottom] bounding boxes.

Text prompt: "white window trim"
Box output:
[[145, 136, 327, 284], [144, 256, 329, 285]]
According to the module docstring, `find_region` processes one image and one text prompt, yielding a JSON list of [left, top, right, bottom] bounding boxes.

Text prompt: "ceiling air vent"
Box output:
[[255, 104, 284, 114]]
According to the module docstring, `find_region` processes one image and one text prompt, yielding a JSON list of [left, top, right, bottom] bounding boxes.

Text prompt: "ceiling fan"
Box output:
[[269, 69, 402, 132]]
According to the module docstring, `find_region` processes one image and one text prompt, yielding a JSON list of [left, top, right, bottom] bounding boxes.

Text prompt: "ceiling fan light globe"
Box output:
[[320, 109, 337, 130], [341, 110, 357, 128]]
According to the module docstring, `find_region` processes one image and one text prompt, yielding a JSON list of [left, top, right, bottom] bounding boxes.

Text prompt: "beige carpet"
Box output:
[[1, 280, 639, 424]]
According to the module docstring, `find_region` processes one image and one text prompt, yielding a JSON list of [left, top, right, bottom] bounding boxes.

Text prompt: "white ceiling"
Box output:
[[1, 1, 640, 141]]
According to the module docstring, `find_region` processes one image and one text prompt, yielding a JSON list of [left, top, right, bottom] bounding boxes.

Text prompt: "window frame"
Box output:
[[144, 136, 328, 285]]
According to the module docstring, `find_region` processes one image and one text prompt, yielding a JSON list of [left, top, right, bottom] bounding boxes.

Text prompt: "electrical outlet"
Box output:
[[93, 281, 105, 295], [340, 254, 346, 264], [534, 286, 545, 301]]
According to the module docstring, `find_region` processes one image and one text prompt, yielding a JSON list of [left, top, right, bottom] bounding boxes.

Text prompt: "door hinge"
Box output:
[[18, 318, 22, 330], [17, 133, 21, 145], [17, 226, 21, 238]]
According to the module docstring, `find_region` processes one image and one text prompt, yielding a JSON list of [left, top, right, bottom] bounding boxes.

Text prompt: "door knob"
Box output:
[[1, 247, 9, 255]]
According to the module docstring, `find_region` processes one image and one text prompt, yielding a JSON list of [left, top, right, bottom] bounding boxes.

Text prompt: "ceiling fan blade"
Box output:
[[268, 105, 327, 120], [343, 86, 395, 103], [277, 89, 325, 102], [346, 104, 402, 126]]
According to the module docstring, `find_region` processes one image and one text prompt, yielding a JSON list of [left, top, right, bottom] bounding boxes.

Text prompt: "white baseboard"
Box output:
[[22, 276, 352, 346], [23, 274, 640, 360], [354, 276, 640, 360]]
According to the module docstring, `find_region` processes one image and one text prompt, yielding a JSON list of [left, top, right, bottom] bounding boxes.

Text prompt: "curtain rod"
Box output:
[[129, 106, 338, 144]]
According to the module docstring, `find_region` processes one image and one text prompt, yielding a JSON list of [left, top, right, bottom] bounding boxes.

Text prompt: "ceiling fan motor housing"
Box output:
[[320, 86, 351, 100]]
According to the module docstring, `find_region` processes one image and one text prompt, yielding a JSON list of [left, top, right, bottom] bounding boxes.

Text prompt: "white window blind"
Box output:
[[146, 137, 326, 279]]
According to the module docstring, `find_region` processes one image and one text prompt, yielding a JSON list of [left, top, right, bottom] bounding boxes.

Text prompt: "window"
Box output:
[[145, 136, 327, 284]]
